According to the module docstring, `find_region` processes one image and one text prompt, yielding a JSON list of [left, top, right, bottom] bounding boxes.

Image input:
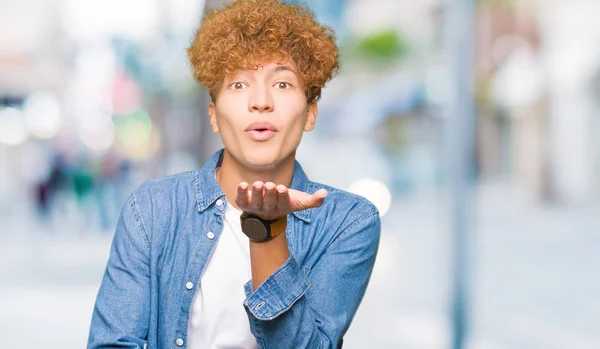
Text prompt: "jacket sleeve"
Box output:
[[87, 192, 151, 349], [243, 207, 381, 348]]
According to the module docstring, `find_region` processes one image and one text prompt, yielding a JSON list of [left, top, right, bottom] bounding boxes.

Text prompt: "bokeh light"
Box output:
[[0, 107, 29, 146], [78, 111, 116, 151], [348, 178, 392, 217], [114, 108, 156, 159], [22, 92, 63, 139]]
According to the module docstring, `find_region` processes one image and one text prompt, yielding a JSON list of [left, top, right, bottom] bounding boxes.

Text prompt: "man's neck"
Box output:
[[215, 150, 296, 209]]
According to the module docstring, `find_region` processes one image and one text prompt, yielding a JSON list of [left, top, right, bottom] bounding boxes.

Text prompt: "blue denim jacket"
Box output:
[[88, 149, 381, 349]]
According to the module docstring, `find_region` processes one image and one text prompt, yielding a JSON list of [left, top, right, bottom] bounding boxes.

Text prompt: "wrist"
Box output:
[[249, 229, 287, 246], [240, 212, 287, 242]]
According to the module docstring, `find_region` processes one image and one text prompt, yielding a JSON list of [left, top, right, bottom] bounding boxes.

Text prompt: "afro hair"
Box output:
[[187, 0, 339, 103]]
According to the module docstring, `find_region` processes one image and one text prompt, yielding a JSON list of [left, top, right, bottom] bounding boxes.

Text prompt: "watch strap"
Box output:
[[267, 215, 287, 238]]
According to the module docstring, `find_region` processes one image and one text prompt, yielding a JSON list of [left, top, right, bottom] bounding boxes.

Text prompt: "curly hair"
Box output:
[[187, 0, 339, 103]]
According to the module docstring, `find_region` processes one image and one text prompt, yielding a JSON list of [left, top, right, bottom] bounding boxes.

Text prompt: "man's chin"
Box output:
[[224, 145, 295, 172], [240, 149, 289, 171], [241, 156, 278, 171]]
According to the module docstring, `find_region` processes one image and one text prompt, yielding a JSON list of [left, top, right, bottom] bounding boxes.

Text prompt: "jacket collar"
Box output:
[[195, 149, 311, 223]]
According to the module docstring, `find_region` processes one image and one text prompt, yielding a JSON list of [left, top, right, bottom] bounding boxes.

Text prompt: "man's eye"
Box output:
[[275, 82, 291, 89], [230, 82, 246, 89]]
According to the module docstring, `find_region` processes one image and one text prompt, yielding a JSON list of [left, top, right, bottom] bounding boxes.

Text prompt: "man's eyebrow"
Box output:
[[272, 65, 297, 75]]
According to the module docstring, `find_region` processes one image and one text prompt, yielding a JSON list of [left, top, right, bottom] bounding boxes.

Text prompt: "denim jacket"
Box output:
[[88, 149, 381, 349]]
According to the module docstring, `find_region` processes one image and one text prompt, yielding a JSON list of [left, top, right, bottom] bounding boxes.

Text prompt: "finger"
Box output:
[[263, 182, 277, 210], [309, 188, 328, 207], [313, 188, 328, 201], [250, 181, 264, 210], [235, 182, 250, 209], [276, 184, 292, 211]]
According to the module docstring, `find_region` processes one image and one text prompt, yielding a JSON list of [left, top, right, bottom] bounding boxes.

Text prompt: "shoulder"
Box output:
[[120, 170, 200, 243], [125, 170, 199, 224], [130, 170, 198, 202]]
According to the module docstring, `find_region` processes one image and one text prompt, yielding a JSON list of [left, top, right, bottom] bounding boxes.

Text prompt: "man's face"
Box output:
[[208, 59, 317, 171]]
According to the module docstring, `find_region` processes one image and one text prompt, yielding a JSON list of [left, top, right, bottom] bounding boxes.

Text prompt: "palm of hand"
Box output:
[[235, 181, 328, 221]]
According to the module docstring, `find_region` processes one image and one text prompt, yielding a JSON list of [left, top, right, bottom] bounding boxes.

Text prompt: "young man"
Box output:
[[87, 0, 380, 348]]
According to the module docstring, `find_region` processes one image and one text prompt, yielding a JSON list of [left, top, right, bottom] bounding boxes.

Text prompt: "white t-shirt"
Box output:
[[187, 202, 257, 349]]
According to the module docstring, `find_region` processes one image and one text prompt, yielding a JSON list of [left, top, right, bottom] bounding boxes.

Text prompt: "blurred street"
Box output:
[[1, 181, 598, 349], [2, 0, 600, 347]]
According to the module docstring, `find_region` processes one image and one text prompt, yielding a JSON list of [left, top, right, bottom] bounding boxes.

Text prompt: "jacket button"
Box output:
[[185, 282, 194, 290], [207, 232, 215, 239], [216, 199, 224, 206], [176, 338, 184, 346]]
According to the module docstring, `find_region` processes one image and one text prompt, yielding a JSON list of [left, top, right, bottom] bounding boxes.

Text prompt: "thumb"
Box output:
[[289, 188, 328, 211]]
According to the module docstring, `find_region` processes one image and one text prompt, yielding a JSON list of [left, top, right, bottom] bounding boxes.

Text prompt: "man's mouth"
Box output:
[[245, 122, 277, 141]]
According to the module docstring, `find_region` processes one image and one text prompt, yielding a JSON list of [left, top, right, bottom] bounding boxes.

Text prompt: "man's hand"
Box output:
[[235, 181, 328, 221]]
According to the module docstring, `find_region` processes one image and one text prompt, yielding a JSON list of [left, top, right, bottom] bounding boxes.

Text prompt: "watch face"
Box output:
[[242, 218, 269, 241]]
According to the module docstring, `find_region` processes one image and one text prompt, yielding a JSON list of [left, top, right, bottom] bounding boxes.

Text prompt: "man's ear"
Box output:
[[208, 101, 219, 133], [304, 102, 318, 132]]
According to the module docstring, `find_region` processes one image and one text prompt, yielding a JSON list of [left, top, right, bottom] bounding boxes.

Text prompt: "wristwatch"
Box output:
[[240, 212, 287, 242]]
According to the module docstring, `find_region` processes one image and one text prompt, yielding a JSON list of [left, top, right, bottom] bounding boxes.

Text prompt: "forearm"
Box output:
[[249, 232, 289, 291], [243, 208, 381, 349], [243, 256, 342, 348]]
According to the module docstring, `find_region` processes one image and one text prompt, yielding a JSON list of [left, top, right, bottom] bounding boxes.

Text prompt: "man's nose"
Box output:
[[249, 86, 273, 112]]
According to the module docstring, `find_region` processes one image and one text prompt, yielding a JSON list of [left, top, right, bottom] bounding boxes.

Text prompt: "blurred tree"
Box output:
[[353, 29, 409, 62]]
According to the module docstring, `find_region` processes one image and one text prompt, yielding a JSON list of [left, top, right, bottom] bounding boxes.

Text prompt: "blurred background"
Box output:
[[1, 0, 599, 348]]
